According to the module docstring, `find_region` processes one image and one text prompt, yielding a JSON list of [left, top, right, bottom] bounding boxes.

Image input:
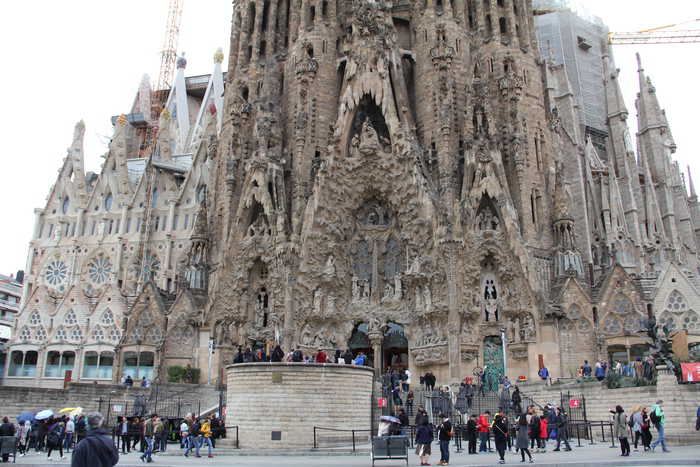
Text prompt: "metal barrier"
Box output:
[[312, 426, 371, 452]]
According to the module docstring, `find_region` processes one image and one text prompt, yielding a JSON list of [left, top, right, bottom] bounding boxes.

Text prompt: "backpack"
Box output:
[[47, 426, 62, 446], [192, 422, 202, 436], [649, 409, 661, 426]]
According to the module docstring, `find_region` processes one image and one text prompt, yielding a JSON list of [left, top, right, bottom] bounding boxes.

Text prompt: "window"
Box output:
[[154, 217, 160, 231], [162, 216, 168, 231], [62, 197, 70, 215], [151, 189, 159, 209], [104, 193, 113, 211], [82, 351, 114, 379], [44, 350, 75, 377], [122, 351, 155, 380], [91, 221, 96, 236], [136, 217, 142, 232], [184, 214, 190, 229], [8, 350, 38, 377], [48, 224, 54, 239], [172, 215, 179, 230], [126, 217, 131, 233]]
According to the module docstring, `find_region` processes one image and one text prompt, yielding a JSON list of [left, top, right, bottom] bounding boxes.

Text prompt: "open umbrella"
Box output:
[[35, 409, 54, 420], [70, 407, 83, 417], [380, 415, 401, 424], [17, 412, 35, 423], [58, 407, 77, 414]]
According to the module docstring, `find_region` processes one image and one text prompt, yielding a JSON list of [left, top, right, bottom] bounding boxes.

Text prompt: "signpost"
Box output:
[[569, 398, 581, 409]]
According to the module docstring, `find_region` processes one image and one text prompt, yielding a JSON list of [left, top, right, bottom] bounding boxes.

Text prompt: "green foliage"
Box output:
[[605, 371, 656, 389], [167, 366, 184, 383], [166, 365, 200, 384], [605, 371, 622, 389]]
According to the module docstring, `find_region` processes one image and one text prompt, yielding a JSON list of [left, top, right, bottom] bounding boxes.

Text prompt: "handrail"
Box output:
[[312, 426, 371, 452]]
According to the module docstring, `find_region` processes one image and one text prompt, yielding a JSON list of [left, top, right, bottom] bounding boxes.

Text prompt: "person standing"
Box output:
[[477, 411, 491, 453], [75, 415, 87, 444], [437, 413, 452, 466], [181, 417, 195, 458], [0, 417, 15, 462], [128, 418, 141, 452], [64, 416, 75, 453], [630, 406, 643, 451], [492, 413, 509, 464], [415, 418, 433, 467], [140, 414, 156, 463], [538, 366, 550, 385], [516, 413, 534, 463], [466, 414, 478, 454], [511, 386, 522, 415], [649, 400, 670, 452], [640, 407, 653, 451], [582, 360, 592, 378], [553, 407, 572, 451], [116, 416, 130, 454], [315, 349, 327, 363], [614, 406, 630, 456], [538, 412, 548, 452], [529, 409, 541, 451], [70, 412, 119, 467], [465, 382, 474, 413]]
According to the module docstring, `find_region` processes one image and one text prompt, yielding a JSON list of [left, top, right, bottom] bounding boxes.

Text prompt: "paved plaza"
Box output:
[[8, 443, 700, 466]]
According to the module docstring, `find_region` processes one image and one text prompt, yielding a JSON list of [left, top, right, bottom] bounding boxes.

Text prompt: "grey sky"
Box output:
[[0, 0, 697, 275]]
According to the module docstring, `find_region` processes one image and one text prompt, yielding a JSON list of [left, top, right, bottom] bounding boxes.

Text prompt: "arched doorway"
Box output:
[[383, 322, 408, 371], [349, 322, 372, 365], [483, 336, 504, 391]]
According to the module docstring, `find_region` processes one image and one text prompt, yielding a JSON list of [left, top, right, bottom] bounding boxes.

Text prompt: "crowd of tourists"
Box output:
[[576, 358, 657, 381], [231, 345, 373, 365]]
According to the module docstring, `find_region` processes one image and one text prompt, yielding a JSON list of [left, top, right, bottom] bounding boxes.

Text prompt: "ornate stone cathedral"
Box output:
[[6, 0, 700, 388]]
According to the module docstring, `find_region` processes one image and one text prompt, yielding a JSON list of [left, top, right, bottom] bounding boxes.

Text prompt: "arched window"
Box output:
[[44, 350, 75, 377], [104, 192, 113, 211], [62, 196, 70, 215], [122, 351, 155, 380], [83, 351, 114, 379], [151, 188, 159, 209], [8, 350, 38, 377]]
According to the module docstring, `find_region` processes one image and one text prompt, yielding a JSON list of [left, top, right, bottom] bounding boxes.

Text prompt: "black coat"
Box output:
[[71, 428, 119, 467], [0, 422, 15, 436], [466, 419, 477, 435], [415, 424, 433, 445], [492, 419, 509, 443]]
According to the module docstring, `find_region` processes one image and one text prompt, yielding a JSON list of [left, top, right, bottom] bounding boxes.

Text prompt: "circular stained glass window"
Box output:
[[45, 260, 68, 287], [88, 255, 113, 285]]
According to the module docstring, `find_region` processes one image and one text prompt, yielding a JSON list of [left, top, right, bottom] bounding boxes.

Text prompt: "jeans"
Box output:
[[196, 436, 213, 457], [439, 440, 450, 463], [479, 432, 488, 452], [184, 435, 195, 456], [120, 434, 131, 453], [63, 433, 73, 452], [619, 437, 630, 455], [468, 434, 477, 454], [556, 431, 571, 450], [650, 424, 667, 451], [141, 437, 154, 461]]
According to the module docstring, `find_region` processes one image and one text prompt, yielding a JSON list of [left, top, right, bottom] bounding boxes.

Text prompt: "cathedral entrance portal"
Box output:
[[349, 323, 373, 367], [382, 322, 408, 371], [482, 336, 504, 392]]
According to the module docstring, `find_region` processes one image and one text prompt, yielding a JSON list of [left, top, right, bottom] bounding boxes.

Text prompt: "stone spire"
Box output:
[[687, 166, 700, 249], [68, 121, 88, 207], [689, 166, 698, 200], [166, 53, 191, 154], [157, 108, 172, 160], [110, 114, 133, 201], [636, 53, 667, 134]]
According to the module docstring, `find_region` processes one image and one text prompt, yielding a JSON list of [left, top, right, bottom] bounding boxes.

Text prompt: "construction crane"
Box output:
[[154, 0, 185, 116], [608, 19, 700, 45]]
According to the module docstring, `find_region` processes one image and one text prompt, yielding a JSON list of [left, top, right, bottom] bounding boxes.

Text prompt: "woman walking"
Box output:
[[630, 405, 643, 451], [640, 407, 653, 451], [492, 413, 509, 464], [415, 418, 433, 466], [45, 417, 65, 460], [516, 413, 534, 463], [17, 420, 30, 456], [613, 405, 631, 456]]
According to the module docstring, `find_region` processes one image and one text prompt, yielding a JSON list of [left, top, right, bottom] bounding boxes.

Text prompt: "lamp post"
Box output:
[[500, 327, 508, 379]]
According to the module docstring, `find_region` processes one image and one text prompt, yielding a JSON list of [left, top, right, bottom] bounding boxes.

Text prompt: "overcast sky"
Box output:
[[0, 1, 698, 276]]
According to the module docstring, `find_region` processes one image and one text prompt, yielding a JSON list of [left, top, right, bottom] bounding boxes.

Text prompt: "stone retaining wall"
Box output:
[[226, 363, 374, 449]]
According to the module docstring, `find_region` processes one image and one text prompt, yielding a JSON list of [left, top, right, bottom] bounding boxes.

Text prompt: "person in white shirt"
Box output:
[[64, 417, 75, 453]]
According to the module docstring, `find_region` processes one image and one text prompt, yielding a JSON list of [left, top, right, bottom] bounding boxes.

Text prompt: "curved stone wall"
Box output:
[[226, 363, 374, 448]]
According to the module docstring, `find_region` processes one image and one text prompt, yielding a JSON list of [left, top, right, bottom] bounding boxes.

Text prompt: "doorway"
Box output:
[[383, 322, 408, 372]]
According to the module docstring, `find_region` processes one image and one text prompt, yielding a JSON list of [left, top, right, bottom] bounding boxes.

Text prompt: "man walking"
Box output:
[[70, 412, 119, 467], [650, 400, 670, 452], [140, 414, 157, 463], [553, 407, 572, 451]]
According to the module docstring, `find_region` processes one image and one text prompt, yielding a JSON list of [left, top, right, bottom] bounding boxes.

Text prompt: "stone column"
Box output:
[[370, 333, 383, 375], [442, 240, 462, 382]]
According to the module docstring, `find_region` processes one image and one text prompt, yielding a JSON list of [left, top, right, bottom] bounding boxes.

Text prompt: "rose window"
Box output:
[[602, 315, 622, 335], [129, 328, 144, 342], [100, 310, 115, 325], [577, 319, 592, 333], [45, 260, 68, 287], [682, 311, 699, 331], [145, 327, 163, 342], [19, 327, 31, 341], [65, 310, 78, 325], [659, 311, 677, 331], [623, 314, 643, 333], [55, 326, 67, 341], [88, 255, 113, 285]]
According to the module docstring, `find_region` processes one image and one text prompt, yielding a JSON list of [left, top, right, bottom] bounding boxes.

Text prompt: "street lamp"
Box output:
[[500, 328, 508, 379], [207, 338, 215, 385]]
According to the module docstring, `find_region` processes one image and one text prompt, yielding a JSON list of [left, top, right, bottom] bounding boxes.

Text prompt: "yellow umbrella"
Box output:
[[58, 407, 77, 414], [70, 407, 83, 417]]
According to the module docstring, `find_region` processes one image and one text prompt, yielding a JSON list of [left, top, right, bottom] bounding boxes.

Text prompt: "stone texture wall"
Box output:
[[226, 363, 374, 448]]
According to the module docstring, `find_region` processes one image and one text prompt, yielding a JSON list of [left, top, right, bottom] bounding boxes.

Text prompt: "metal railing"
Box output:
[[312, 426, 371, 452]]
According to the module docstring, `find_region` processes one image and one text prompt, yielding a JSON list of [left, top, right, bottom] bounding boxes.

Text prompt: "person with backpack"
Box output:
[[70, 412, 119, 467], [46, 417, 65, 460], [437, 413, 452, 466], [649, 400, 670, 452]]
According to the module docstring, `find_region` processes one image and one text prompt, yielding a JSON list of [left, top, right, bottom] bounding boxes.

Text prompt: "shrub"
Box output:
[[167, 365, 185, 383]]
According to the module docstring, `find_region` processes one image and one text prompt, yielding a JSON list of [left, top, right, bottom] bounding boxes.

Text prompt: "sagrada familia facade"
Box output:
[[5, 0, 700, 387]]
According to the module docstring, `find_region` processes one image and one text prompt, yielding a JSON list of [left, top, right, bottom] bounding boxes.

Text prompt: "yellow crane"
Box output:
[[154, 0, 185, 114], [608, 18, 700, 45]]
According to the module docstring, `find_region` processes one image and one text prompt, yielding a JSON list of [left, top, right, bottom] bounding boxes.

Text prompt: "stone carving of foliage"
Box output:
[[45, 259, 68, 288], [88, 255, 113, 285]]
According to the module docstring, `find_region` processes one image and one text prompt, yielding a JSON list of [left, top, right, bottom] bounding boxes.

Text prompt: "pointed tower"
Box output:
[[687, 167, 700, 249], [552, 161, 583, 277]]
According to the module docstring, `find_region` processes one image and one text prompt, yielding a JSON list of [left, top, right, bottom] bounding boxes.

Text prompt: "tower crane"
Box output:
[[608, 19, 700, 45], [153, 0, 185, 117]]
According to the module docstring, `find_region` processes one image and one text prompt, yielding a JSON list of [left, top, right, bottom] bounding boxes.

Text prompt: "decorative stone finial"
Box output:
[[177, 53, 187, 70], [117, 114, 128, 127], [160, 107, 171, 122], [214, 48, 224, 64]]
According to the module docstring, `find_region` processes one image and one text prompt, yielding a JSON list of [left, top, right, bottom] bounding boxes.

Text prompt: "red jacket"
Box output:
[[477, 414, 490, 433], [316, 351, 327, 363], [539, 418, 548, 438]]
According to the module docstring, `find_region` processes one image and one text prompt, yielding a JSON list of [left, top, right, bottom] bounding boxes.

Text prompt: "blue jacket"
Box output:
[[415, 424, 433, 445], [595, 366, 605, 378], [355, 354, 366, 366]]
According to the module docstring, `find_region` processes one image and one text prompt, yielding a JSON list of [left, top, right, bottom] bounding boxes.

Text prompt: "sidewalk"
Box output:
[[11, 443, 700, 466]]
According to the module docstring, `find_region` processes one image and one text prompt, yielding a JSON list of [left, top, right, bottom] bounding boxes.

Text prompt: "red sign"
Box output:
[[681, 362, 700, 382], [569, 398, 581, 408], [378, 398, 387, 408]]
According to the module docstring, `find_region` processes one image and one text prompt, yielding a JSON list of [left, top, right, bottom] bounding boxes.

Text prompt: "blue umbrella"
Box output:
[[17, 412, 35, 423]]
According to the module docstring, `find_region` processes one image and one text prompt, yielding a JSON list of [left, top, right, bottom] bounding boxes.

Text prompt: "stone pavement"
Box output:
[[9, 443, 700, 467]]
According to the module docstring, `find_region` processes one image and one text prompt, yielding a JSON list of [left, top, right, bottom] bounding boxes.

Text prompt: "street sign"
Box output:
[[569, 398, 581, 408]]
